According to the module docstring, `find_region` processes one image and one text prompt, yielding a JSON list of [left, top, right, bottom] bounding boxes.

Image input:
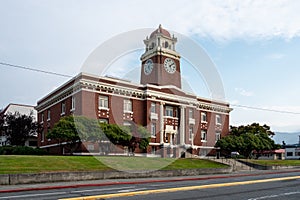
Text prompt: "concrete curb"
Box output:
[[1, 167, 232, 185]]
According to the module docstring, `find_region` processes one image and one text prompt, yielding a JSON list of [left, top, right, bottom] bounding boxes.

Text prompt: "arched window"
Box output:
[[165, 41, 169, 48]]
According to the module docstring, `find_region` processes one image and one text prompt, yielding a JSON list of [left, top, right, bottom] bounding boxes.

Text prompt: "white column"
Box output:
[[180, 105, 185, 145], [160, 102, 164, 144]]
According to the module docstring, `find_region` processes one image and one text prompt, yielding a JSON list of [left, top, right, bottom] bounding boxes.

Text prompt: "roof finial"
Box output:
[[158, 24, 162, 32]]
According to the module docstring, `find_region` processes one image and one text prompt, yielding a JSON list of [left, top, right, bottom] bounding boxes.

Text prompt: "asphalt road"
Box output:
[[1, 170, 300, 200]]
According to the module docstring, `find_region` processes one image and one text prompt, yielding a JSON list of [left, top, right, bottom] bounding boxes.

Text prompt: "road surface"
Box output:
[[0, 169, 300, 200]]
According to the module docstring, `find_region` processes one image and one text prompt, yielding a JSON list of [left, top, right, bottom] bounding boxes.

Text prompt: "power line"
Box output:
[[1, 61, 300, 115], [0, 62, 72, 78], [231, 104, 300, 115]]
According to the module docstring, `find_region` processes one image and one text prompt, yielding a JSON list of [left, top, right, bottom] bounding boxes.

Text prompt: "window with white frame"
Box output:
[[189, 108, 194, 118], [215, 132, 221, 142], [47, 110, 51, 121], [123, 99, 132, 112], [165, 106, 173, 117], [201, 130, 207, 142], [99, 118, 108, 123], [151, 102, 156, 113], [152, 146, 156, 154], [41, 130, 44, 142], [216, 114, 222, 125], [99, 95, 109, 109], [189, 126, 194, 141], [41, 113, 44, 123], [201, 112, 207, 123], [61, 102, 66, 115], [71, 96, 75, 110], [151, 123, 156, 137]]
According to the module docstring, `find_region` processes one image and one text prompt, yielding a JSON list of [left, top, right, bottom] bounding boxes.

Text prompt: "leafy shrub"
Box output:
[[0, 146, 47, 155]]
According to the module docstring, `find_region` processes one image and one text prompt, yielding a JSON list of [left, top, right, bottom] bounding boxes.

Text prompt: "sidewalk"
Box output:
[[1, 168, 300, 193]]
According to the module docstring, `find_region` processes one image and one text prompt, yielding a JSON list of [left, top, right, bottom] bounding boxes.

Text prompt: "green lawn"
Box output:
[[247, 159, 300, 166], [0, 155, 227, 174]]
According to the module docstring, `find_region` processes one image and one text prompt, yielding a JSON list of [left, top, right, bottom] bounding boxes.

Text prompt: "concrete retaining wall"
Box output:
[[1, 167, 232, 185], [237, 159, 300, 170]]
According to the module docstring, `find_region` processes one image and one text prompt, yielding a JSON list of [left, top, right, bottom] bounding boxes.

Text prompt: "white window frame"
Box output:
[[165, 106, 173, 117], [216, 114, 222, 125], [189, 126, 193, 141], [41, 130, 44, 142], [151, 123, 156, 137], [47, 110, 51, 121], [201, 112, 207, 123], [41, 113, 44, 123], [71, 96, 75, 111], [123, 99, 132, 113], [201, 130, 207, 142], [99, 118, 108, 124], [215, 132, 221, 142], [189, 108, 194, 119], [61, 102, 66, 115], [99, 95, 109, 109], [151, 102, 156, 113]]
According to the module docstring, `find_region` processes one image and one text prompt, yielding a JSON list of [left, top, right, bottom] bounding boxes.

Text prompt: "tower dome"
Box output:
[[149, 24, 171, 38]]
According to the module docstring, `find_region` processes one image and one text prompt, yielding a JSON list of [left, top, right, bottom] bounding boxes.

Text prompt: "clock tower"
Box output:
[[140, 25, 181, 88]]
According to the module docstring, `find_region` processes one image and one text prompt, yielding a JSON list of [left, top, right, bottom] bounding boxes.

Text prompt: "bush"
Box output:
[[0, 146, 48, 155]]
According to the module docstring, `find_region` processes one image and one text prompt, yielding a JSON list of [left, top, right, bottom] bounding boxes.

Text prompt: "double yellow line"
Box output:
[[60, 175, 300, 200]]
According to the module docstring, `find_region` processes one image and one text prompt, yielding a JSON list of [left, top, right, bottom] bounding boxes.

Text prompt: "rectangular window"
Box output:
[[189, 126, 193, 141], [152, 146, 156, 155], [201, 112, 207, 122], [123, 99, 132, 112], [71, 96, 75, 110], [189, 108, 194, 118], [99, 95, 109, 109], [165, 106, 173, 117], [151, 123, 156, 137], [99, 118, 108, 123], [61, 102, 66, 115], [41, 113, 44, 123], [287, 152, 293, 157], [215, 132, 221, 142], [41, 131, 44, 142], [201, 130, 207, 142], [216, 114, 222, 125], [47, 110, 51, 121], [151, 102, 156, 113]]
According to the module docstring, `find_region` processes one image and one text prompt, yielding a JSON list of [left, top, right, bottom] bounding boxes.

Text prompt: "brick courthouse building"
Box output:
[[36, 25, 232, 157]]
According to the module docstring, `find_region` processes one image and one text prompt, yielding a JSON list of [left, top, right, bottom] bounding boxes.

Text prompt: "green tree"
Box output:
[[3, 111, 38, 146], [216, 123, 279, 158], [47, 116, 104, 154], [100, 123, 151, 155]]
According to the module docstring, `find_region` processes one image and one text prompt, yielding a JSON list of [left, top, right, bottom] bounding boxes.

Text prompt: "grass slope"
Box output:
[[0, 155, 227, 174], [249, 159, 300, 166]]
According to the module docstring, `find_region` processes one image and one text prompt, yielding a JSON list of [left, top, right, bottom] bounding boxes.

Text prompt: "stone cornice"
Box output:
[[36, 74, 232, 114]]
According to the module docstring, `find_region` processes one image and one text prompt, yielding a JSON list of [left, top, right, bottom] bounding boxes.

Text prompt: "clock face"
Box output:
[[164, 58, 176, 74], [144, 59, 153, 75]]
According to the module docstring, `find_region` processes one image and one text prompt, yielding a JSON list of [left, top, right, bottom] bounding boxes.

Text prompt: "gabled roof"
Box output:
[[0, 103, 37, 120]]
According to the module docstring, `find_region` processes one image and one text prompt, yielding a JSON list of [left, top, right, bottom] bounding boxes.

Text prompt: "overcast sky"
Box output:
[[1, 0, 300, 139]]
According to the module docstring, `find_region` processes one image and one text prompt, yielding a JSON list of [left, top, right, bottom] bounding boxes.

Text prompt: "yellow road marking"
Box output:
[[60, 175, 300, 200]]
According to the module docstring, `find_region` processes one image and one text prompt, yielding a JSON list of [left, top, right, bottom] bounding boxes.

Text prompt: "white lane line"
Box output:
[[72, 186, 135, 193], [149, 184, 165, 187], [0, 191, 67, 199], [118, 188, 147, 193], [248, 191, 300, 200]]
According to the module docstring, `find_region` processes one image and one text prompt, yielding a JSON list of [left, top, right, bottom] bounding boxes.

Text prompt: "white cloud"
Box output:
[[92, 0, 300, 41], [168, 0, 300, 40], [266, 53, 285, 60], [235, 88, 254, 97]]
